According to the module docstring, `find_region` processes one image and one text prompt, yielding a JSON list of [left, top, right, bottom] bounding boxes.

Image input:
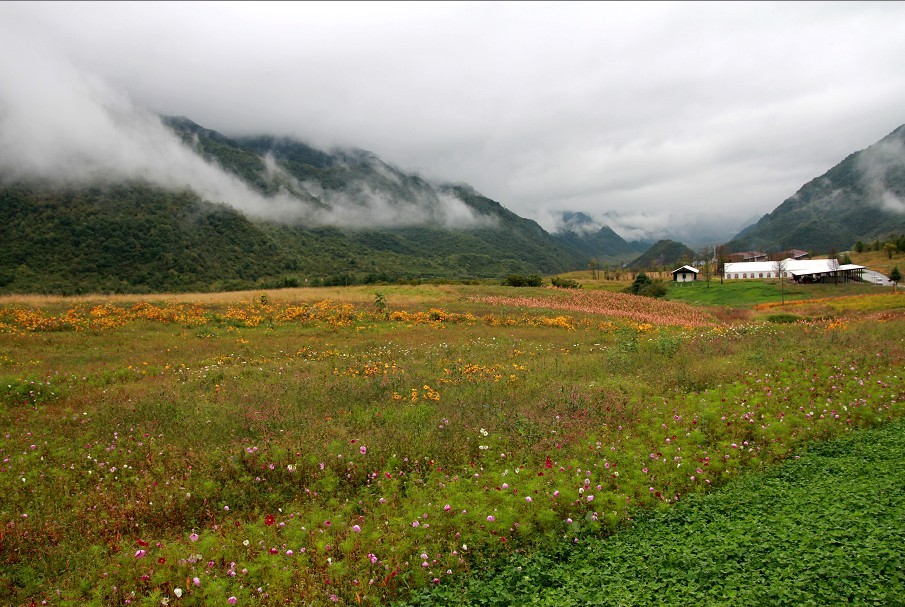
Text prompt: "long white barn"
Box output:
[[724, 258, 865, 282]]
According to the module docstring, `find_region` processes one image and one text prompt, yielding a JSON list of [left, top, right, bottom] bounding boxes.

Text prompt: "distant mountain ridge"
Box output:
[[551, 212, 644, 263], [625, 239, 695, 271], [726, 124, 905, 253]]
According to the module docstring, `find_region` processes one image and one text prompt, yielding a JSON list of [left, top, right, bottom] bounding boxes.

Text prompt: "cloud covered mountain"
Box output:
[[0, 115, 613, 294], [726, 124, 905, 253]]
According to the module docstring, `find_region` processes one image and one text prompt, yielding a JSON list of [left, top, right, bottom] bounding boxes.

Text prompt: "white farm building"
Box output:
[[724, 258, 866, 283], [671, 265, 700, 282]]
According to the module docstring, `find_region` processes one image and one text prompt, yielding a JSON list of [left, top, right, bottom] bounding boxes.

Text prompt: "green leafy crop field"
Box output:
[[403, 414, 905, 606]]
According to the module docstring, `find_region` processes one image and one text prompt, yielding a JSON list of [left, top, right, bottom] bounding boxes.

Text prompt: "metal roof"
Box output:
[[725, 259, 865, 275], [671, 265, 699, 274]]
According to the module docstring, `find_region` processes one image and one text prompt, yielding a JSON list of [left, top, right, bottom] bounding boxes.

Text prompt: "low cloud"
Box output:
[[855, 135, 905, 214], [291, 179, 496, 229], [0, 28, 493, 230]]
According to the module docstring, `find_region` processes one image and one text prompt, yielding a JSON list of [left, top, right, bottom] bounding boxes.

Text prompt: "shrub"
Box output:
[[638, 280, 667, 298], [504, 274, 544, 287], [624, 272, 652, 295], [551, 277, 581, 289], [625, 273, 666, 298]]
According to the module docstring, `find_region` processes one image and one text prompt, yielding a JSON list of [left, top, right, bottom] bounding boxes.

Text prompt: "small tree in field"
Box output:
[[890, 266, 901, 292], [699, 245, 714, 287], [773, 257, 789, 305], [715, 244, 728, 284]]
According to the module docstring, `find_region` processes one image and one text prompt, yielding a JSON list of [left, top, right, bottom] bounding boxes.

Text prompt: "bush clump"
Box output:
[[503, 274, 544, 287], [551, 277, 581, 289], [766, 313, 802, 324], [625, 272, 667, 298]]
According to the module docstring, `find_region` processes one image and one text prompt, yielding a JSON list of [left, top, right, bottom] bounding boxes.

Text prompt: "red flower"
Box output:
[[545, 456, 553, 469], [137, 538, 149, 547], [265, 514, 275, 526]]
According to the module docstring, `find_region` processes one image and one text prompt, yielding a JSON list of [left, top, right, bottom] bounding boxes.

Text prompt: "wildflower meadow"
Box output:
[[1, 284, 903, 606]]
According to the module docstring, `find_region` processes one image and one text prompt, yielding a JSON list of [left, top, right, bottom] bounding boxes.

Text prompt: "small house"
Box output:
[[671, 265, 699, 282]]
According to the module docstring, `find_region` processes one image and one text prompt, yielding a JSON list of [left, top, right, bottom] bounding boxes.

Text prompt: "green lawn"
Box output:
[[665, 278, 883, 307]]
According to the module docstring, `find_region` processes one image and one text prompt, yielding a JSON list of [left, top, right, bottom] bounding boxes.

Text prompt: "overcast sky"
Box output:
[[2, 1, 905, 243]]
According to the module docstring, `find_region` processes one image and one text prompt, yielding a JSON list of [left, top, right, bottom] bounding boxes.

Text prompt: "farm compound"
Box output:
[[724, 259, 866, 283]]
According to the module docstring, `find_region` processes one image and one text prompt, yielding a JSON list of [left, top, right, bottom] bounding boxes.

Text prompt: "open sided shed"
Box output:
[[791, 263, 866, 284]]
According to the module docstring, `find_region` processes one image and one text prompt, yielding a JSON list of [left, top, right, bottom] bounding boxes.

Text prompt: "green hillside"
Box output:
[[0, 183, 290, 294], [0, 181, 592, 294]]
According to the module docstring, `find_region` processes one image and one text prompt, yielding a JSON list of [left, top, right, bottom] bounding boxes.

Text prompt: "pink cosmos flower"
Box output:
[[134, 549, 146, 558], [486, 515, 495, 522], [228, 597, 237, 605], [360, 446, 367, 455], [352, 524, 361, 533]]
